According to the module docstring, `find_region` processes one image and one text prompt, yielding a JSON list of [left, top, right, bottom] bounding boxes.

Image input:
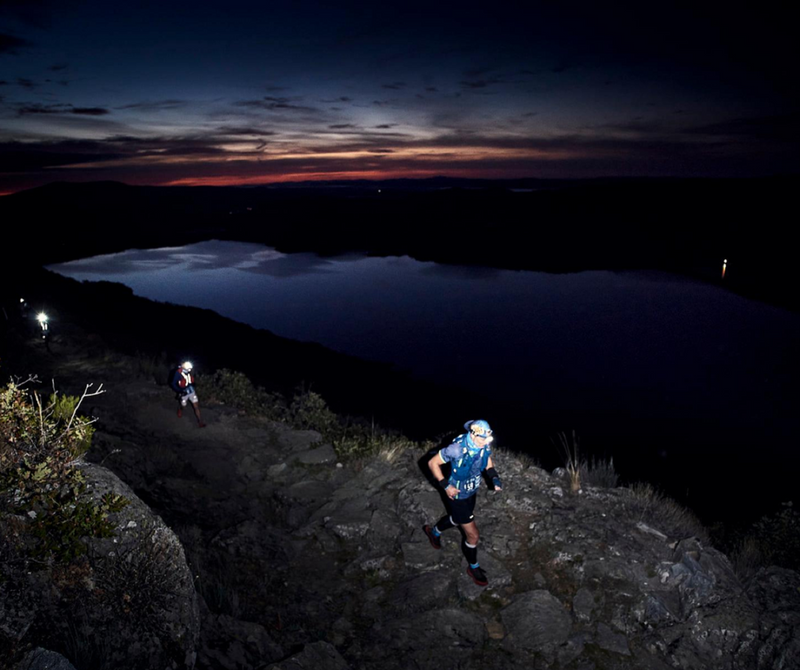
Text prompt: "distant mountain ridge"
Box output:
[[2, 175, 798, 313]]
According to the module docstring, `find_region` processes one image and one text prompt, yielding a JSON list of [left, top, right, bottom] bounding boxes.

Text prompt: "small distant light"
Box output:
[[36, 312, 48, 324], [19, 298, 24, 303]]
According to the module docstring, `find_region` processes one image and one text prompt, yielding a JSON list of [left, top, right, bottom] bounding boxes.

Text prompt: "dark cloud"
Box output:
[[381, 82, 406, 90], [48, 63, 68, 71], [72, 107, 109, 116], [234, 97, 319, 113], [0, 33, 33, 54], [328, 124, 355, 129], [374, 124, 396, 129], [215, 125, 276, 136], [116, 99, 188, 111], [686, 113, 800, 142], [15, 103, 66, 115], [459, 77, 504, 89], [16, 78, 37, 89], [14, 103, 109, 116]]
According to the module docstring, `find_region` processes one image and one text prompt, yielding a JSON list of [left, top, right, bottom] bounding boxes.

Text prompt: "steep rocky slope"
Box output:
[[4, 300, 799, 670], [12, 335, 797, 670]]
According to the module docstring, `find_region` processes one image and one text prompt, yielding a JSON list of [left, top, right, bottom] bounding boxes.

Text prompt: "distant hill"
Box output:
[[2, 176, 798, 312]]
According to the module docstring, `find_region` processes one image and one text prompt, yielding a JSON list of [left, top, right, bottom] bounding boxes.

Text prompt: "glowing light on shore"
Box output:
[[721, 259, 727, 279]]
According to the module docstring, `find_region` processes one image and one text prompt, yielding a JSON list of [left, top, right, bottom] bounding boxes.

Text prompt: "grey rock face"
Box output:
[[199, 610, 284, 670], [295, 444, 337, 465], [2, 462, 199, 670], [366, 608, 486, 664], [595, 622, 631, 656], [745, 566, 800, 670], [267, 641, 350, 670], [501, 590, 572, 652], [34, 365, 798, 670], [388, 570, 455, 613], [572, 586, 596, 622], [16, 648, 77, 670]]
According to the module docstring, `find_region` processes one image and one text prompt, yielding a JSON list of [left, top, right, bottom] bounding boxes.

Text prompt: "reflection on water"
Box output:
[[49, 240, 800, 521]]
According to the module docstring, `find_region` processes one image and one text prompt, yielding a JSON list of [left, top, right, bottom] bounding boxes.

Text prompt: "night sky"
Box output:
[[1, 0, 797, 194]]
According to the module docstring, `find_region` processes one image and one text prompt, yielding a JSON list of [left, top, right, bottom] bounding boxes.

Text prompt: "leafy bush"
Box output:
[[289, 389, 339, 435], [0, 380, 129, 563], [204, 368, 288, 420], [206, 369, 420, 460]]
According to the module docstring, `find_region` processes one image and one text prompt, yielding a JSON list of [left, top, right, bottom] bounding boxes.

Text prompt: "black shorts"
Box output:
[[447, 493, 478, 525]]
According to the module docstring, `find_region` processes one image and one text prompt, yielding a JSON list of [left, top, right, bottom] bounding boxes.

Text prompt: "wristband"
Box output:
[[486, 467, 502, 489], [438, 479, 450, 490]]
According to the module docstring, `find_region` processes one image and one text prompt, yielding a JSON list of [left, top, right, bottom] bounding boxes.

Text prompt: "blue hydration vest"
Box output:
[[439, 434, 491, 499]]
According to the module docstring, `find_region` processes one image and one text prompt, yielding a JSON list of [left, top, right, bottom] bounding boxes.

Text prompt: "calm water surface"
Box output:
[[49, 240, 800, 522]]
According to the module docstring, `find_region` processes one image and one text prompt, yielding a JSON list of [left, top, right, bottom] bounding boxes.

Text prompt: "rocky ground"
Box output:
[[5, 322, 800, 670]]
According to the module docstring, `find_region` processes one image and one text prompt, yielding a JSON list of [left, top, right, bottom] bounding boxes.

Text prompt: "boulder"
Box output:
[[501, 590, 572, 653]]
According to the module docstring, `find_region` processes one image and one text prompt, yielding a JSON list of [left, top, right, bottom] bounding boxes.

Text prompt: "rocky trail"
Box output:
[[7, 327, 800, 670]]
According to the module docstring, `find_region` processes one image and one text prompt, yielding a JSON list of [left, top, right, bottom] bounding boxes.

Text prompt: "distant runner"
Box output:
[[423, 419, 502, 586], [170, 361, 206, 428]]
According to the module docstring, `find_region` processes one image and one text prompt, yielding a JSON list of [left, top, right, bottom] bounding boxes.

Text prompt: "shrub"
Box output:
[[335, 424, 417, 461], [204, 368, 288, 420], [289, 388, 339, 436], [580, 456, 619, 488], [730, 503, 800, 579], [551, 432, 618, 491], [0, 379, 129, 563], [624, 482, 708, 542], [206, 369, 420, 461]]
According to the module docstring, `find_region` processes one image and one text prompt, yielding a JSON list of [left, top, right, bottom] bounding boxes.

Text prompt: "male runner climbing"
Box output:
[[423, 419, 502, 586]]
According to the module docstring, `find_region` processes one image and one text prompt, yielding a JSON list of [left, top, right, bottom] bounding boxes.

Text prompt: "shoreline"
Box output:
[[3, 177, 797, 528], [2, 177, 799, 315]]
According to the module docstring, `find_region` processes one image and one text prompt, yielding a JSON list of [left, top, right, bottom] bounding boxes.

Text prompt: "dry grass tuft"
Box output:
[[554, 431, 582, 493], [624, 483, 708, 542]]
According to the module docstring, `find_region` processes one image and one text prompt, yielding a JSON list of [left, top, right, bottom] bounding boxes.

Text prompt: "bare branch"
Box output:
[[65, 383, 105, 434]]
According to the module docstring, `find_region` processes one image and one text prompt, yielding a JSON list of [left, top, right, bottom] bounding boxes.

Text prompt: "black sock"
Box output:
[[461, 539, 478, 565], [435, 515, 455, 533]]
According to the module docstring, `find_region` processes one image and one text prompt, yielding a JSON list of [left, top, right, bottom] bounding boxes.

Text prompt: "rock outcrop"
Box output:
[[4, 328, 799, 670], [62, 366, 799, 670], [2, 461, 199, 670]]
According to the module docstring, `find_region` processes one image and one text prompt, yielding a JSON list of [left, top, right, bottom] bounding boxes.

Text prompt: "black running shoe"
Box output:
[[467, 565, 488, 586], [423, 524, 442, 550]]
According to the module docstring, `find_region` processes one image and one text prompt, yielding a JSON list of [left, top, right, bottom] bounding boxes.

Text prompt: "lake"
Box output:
[[48, 240, 800, 524]]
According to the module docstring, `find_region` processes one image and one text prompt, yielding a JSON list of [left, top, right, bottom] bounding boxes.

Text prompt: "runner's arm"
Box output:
[[486, 457, 502, 491]]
